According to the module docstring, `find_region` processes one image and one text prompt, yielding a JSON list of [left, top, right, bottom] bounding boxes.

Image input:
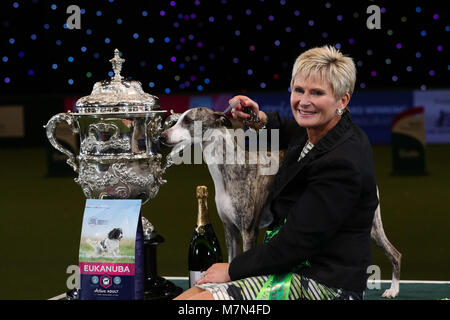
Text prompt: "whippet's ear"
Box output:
[[213, 112, 232, 128]]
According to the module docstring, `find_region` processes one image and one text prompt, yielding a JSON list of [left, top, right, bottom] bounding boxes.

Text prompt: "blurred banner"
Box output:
[[413, 90, 450, 144], [0, 105, 24, 138], [391, 107, 426, 175], [218, 91, 413, 144], [64, 97, 78, 113], [349, 91, 412, 144], [159, 94, 190, 115], [188, 90, 450, 145], [59, 90, 450, 145]]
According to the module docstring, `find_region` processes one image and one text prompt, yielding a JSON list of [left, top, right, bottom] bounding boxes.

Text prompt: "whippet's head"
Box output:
[[160, 107, 232, 147]]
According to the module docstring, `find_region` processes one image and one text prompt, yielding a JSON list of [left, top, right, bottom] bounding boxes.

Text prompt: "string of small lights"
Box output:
[[0, 0, 448, 95]]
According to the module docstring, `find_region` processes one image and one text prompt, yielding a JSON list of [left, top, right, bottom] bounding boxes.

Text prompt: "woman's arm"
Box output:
[[229, 95, 300, 149], [193, 263, 231, 285]]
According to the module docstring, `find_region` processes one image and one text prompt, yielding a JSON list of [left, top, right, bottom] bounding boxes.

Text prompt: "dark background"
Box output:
[[0, 0, 449, 299], [1, 0, 448, 96]]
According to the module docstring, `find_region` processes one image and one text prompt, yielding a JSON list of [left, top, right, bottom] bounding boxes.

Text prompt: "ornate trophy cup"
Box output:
[[45, 49, 181, 299]]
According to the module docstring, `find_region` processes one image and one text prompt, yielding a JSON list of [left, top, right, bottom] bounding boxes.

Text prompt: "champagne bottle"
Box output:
[[188, 186, 223, 287]]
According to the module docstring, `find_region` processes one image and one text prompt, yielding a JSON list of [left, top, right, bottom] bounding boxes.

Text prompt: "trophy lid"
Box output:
[[75, 49, 161, 114]]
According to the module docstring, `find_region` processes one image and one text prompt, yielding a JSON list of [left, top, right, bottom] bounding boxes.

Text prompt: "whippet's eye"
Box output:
[[183, 117, 192, 124]]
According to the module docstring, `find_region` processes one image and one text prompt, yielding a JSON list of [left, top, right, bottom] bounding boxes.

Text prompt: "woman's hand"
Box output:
[[194, 263, 231, 285], [228, 95, 267, 125]]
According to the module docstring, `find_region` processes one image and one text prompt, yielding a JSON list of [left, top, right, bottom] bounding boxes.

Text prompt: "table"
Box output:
[[49, 278, 450, 300]]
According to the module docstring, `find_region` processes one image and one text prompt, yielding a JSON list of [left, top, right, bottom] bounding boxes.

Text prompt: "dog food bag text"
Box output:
[[78, 199, 144, 300]]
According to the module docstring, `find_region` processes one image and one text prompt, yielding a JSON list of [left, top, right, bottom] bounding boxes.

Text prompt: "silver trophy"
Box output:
[[45, 49, 181, 299], [45, 49, 172, 203]]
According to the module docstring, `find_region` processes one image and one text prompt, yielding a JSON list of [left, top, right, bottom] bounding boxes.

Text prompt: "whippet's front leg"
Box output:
[[223, 223, 241, 262], [242, 228, 258, 253]]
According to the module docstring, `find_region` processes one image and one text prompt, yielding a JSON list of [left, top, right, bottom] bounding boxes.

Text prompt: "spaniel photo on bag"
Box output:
[[78, 199, 144, 300], [85, 227, 123, 257]]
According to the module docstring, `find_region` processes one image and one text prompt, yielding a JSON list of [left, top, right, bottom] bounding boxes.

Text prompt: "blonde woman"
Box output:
[[175, 45, 378, 300]]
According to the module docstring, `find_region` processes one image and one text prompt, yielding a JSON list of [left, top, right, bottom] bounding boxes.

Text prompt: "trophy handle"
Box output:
[[163, 109, 181, 130], [161, 110, 182, 170], [44, 112, 79, 172]]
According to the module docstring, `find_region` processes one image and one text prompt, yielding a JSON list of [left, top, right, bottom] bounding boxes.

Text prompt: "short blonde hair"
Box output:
[[290, 45, 356, 100]]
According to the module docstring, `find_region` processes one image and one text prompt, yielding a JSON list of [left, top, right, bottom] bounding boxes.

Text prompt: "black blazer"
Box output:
[[228, 111, 379, 293]]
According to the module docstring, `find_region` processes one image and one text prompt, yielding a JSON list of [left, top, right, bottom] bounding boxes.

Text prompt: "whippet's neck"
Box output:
[[201, 128, 239, 193], [201, 128, 239, 165]]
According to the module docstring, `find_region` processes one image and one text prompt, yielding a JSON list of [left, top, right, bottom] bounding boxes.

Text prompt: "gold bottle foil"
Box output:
[[196, 186, 210, 233]]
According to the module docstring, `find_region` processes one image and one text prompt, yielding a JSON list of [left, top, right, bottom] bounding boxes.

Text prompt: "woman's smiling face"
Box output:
[[290, 73, 348, 143]]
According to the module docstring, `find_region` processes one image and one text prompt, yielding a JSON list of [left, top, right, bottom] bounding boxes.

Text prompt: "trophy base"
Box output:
[[143, 234, 183, 300], [144, 276, 183, 300]]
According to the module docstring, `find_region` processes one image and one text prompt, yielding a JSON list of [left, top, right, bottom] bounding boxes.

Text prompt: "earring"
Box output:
[[336, 108, 344, 116]]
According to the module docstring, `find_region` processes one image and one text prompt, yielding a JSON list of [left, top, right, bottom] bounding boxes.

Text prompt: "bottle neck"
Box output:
[[196, 197, 210, 233], [143, 240, 158, 279]]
